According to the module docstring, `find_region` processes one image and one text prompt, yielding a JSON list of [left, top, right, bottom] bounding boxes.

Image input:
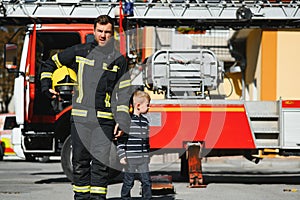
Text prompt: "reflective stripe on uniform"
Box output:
[[117, 105, 129, 113], [76, 61, 84, 103], [76, 56, 95, 66], [119, 79, 131, 89], [52, 54, 63, 68], [73, 185, 90, 193], [102, 63, 119, 72], [90, 186, 107, 194], [40, 72, 52, 80], [104, 92, 111, 107], [75, 56, 95, 103], [97, 111, 113, 119], [71, 109, 88, 117]]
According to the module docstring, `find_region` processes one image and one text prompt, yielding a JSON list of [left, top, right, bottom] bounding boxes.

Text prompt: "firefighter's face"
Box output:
[[94, 22, 113, 47]]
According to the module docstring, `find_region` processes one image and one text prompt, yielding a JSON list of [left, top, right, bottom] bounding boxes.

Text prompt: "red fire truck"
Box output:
[[2, 1, 300, 187], [4, 24, 300, 186]]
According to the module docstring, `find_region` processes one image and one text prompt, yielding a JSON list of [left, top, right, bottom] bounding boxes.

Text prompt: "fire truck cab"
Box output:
[[4, 24, 95, 177]]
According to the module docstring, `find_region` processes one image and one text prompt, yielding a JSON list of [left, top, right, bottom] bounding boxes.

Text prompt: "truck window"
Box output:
[[3, 116, 17, 130], [34, 32, 81, 115], [36, 32, 81, 62], [86, 34, 94, 43]]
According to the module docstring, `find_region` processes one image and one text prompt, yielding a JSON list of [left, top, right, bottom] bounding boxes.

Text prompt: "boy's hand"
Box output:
[[120, 157, 127, 165]]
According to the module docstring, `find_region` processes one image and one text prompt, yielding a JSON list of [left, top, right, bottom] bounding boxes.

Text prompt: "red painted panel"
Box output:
[[282, 100, 300, 108], [149, 104, 255, 150], [30, 106, 72, 124]]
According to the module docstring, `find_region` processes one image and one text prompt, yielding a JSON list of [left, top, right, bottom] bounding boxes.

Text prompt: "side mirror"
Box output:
[[4, 43, 18, 71]]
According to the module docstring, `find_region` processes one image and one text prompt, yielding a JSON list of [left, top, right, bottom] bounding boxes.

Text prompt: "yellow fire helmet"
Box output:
[[51, 66, 77, 90]]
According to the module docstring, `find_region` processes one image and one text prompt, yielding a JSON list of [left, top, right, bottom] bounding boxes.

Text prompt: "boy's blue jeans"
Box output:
[[121, 162, 152, 200]]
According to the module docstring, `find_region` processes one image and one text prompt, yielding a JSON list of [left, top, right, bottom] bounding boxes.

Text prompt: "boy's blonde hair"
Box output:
[[133, 90, 151, 106]]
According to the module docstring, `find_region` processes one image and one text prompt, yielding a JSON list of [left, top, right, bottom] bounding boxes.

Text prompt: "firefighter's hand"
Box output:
[[44, 89, 59, 99], [113, 123, 124, 140], [120, 157, 127, 165]]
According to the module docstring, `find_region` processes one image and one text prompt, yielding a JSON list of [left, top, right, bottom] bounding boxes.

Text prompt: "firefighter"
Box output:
[[40, 15, 132, 200]]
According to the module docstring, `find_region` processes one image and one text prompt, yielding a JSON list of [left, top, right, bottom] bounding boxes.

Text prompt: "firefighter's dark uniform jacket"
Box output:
[[40, 39, 131, 132], [41, 39, 132, 199]]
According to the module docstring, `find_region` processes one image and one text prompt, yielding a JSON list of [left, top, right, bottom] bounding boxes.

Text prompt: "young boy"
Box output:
[[117, 90, 152, 200]]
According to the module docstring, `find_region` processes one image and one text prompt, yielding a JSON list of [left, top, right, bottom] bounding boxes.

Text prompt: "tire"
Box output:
[[0, 142, 4, 161], [60, 135, 122, 182], [24, 153, 36, 161], [61, 135, 73, 182]]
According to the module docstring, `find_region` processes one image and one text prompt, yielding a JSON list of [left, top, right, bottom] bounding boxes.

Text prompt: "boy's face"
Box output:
[[137, 100, 150, 114], [94, 22, 113, 47]]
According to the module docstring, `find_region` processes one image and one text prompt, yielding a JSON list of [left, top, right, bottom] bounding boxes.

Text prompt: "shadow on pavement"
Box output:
[[158, 170, 300, 185], [31, 171, 65, 176], [34, 170, 300, 185], [108, 195, 175, 200], [203, 172, 300, 185], [35, 177, 70, 184]]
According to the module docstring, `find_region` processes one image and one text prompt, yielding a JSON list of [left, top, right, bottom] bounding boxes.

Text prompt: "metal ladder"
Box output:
[[245, 101, 280, 148], [2, 0, 300, 27]]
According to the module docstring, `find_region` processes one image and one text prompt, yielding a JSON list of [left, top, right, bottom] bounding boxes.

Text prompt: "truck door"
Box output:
[[30, 32, 81, 121]]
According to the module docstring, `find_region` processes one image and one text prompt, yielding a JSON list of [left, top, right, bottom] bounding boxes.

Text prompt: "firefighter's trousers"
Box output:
[[71, 121, 114, 200]]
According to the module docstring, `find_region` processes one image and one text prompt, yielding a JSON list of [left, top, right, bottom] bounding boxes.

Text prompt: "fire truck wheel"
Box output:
[[0, 142, 4, 161], [61, 135, 73, 182], [24, 153, 36, 161], [61, 135, 122, 182]]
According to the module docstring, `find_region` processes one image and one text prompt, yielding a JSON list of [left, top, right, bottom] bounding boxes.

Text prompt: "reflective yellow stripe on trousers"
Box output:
[[73, 185, 90, 193], [90, 186, 107, 194]]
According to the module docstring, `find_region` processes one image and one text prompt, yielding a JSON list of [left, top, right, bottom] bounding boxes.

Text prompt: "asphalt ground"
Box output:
[[0, 155, 300, 200]]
